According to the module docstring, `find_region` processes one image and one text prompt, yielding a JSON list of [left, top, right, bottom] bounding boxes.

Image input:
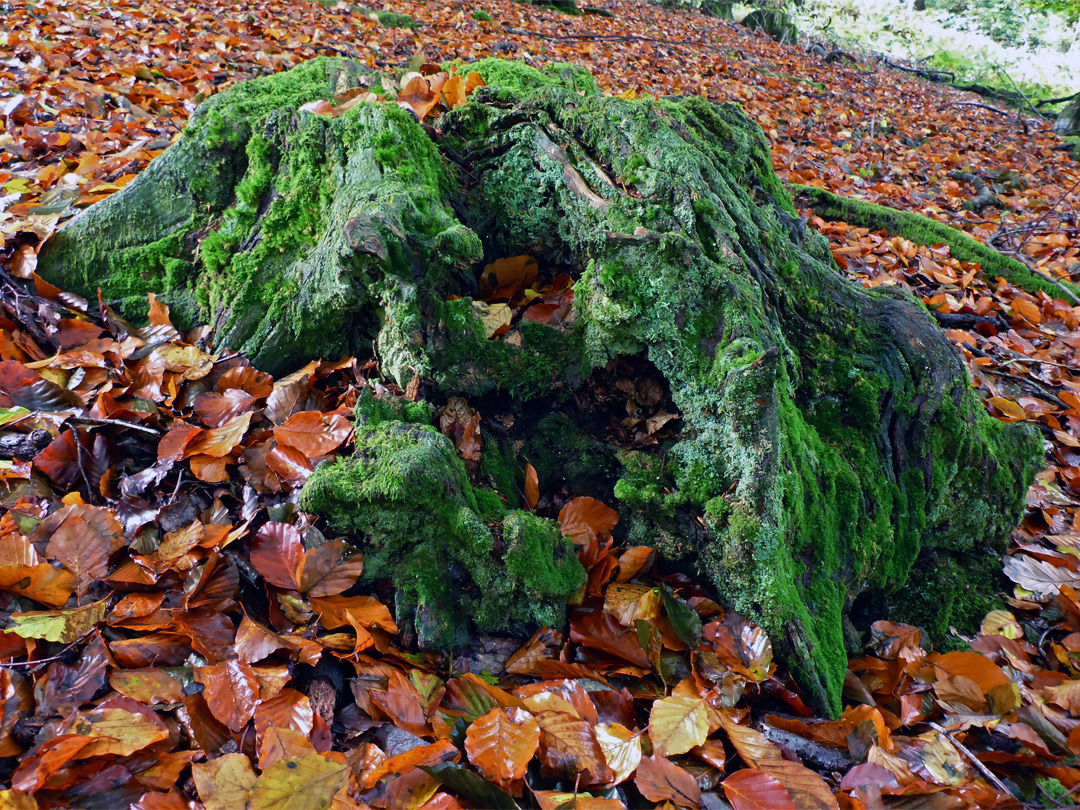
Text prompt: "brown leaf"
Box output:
[[195, 659, 260, 732], [559, 497, 619, 545], [757, 759, 839, 809], [295, 539, 363, 597], [251, 522, 304, 589], [535, 710, 612, 785], [274, 411, 351, 457], [635, 754, 701, 808], [523, 463, 539, 510]]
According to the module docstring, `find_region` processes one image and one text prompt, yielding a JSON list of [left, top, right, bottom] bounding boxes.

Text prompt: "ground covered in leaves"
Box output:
[[2, 0, 1080, 807]]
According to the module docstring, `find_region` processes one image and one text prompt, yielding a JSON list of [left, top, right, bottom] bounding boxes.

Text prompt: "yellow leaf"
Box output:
[[987, 396, 1027, 421], [720, 712, 783, 768], [595, 722, 642, 784], [980, 609, 1022, 639], [193, 753, 258, 810], [472, 301, 512, 338], [247, 753, 348, 810], [604, 583, 661, 626], [648, 695, 709, 757], [6, 598, 108, 643], [66, 707, 169, 757], [918, 731, 970, 787]]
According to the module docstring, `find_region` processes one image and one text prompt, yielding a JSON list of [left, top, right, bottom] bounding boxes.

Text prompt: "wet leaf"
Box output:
[[465, 707, 540, 786], [295, 539, 364, 597], [195, 660, 260, 732], [7, 597, 108, 642]]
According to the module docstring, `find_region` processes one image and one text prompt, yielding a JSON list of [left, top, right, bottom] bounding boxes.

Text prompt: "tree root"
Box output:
[[790, 183, 1080, 304]]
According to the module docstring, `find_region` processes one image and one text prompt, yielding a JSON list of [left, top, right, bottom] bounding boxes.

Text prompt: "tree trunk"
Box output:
[[38, 58, 1041, 715]]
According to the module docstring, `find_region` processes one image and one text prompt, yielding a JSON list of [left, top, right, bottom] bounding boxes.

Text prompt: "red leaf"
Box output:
[[722, 769, 795, 810], [250, 522, 304, 589]]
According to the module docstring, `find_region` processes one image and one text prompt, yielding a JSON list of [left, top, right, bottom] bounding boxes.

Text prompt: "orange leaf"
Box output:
[[558, 497, 620, 545], [523, 463, 539, 510], [250, 522, 304, 589], [273, 411, 352, 457], [195, 660, 260, 732], [398, 76, 441, 122], [535, 710, 612, 785], [757, 759, 838, 809], [465, 707, 540, 787]]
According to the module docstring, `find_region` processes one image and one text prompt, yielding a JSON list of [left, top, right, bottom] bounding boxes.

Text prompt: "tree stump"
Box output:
[[38, 58, 1041, 714]]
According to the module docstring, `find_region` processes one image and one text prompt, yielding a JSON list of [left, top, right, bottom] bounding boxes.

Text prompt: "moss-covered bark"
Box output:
[[792, 184, 1080, 302], [37, 57, 1041, 715]]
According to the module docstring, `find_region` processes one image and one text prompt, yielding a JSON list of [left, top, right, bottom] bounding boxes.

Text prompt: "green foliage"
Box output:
[[471, 9, 493, 20], [1022, 0, 1080, 22]]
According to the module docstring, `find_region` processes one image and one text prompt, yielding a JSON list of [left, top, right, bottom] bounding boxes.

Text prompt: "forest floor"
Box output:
[[2, 0, 1080, 807]]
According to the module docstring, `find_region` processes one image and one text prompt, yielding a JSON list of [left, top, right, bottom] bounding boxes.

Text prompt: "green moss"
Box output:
[[471, 9, 493, 20], [525, 414, 618, 497], [299, 409, 585, 646], [354, 388, 434, 427], [375, 11, 415, 27], [792, 183, 1080, 301], [42, 58, 1039, 715], [884, 553, 1006, 650]]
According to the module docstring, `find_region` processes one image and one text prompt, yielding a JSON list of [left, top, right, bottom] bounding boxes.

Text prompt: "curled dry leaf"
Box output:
[[558, 497, 620, 545]]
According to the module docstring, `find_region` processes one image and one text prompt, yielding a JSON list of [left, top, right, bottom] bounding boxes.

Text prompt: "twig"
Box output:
[[883, 58, 953, 82], [73, 430, 94, 502], [0, 630, 95, 673], [1014, 175, 1080, 257], [1037, 90, 1080, 107], [71, 416, 161, 436], [954, 101, 1027, 135], [928, 722, 1018, 800], [994, 64, 1048, 121]]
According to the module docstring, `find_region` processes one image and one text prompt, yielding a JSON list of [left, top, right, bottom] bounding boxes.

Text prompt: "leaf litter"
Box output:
[[2, 0, 1080, 805]]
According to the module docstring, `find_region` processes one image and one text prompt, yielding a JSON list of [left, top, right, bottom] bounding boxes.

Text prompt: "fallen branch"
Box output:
[[994, 64, 1049, 122], [791, 183, 1080, 306], [954, 102, 1027, 135], [947, 170, 1001, 212], [0, 429, 51, 460]]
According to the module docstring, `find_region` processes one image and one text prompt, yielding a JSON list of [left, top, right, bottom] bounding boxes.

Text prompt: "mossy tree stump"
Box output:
[[38, 58, 1040, 714]]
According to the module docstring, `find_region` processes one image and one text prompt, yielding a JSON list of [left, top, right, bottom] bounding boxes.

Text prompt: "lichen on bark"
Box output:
[[37, 56, 1041, 715]]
